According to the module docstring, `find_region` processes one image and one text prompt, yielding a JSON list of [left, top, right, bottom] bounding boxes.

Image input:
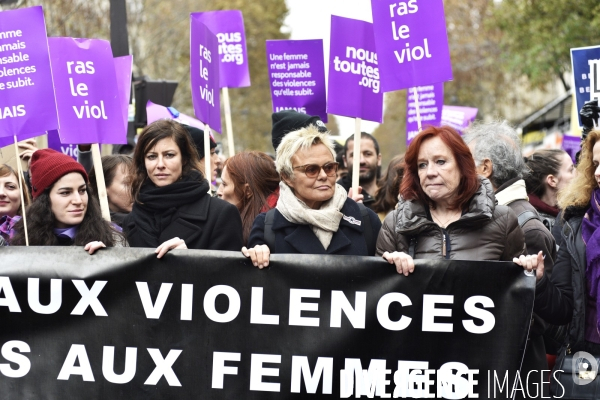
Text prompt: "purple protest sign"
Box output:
[[47, 129, 77, 160], [266, 39, 327, 122], [192, 10, 250, 88], [190, 17, 222, 133], [406, 83, 443, 145], [48, 38, 126, 144], [146, 101, 206, 131], [562, 135, 581, 164], [114, 55, 132, 133], [371, 0, 453, 92], [441, 105, 478, 135], [327, 16, 383, 123], [0, 6, 58, 138], [0, 130, 39, 149]]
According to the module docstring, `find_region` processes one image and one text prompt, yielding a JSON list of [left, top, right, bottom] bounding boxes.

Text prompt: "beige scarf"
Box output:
[[277, 181, 347, 249], [495, 179, 529, 206]]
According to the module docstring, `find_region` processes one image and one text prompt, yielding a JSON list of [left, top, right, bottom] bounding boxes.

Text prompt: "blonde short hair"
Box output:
[[275, 125, 335, 179]]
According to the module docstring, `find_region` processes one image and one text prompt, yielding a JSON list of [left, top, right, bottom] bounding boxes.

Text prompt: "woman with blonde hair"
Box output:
[[242, 125, 381, 268], [525, 130, 600, 393], [0, 164, 31, 244]]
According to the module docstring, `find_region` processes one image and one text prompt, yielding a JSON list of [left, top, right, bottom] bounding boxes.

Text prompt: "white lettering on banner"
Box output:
[[0, 340, 30, 378], [250, 354, 281, 392], [71, 280, 108, 316], [0, 278, 498, 332], [57, 344, 95, 381], [250, 287, 279, 325], [422, 295, 454, 332], [376, 292, 412, 331], [102, 346, 137, 384], [0, 276, 21, 312], [56, 345, 182, 385], [27, 278, 62, 314], [330, 290, 366, 329], [291, 356, 333, 394], [208, 352, 482, 398], [136, 282, 173, 319], [203, 285, 241, 323], [289, 289, 320, 327], [144, 348, 182, 386], [212, 352, 241, 389], [462, 296, 495, 334]]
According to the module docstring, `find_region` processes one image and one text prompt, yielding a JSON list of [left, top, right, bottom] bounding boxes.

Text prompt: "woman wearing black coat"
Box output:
[[123, 120, 243, 257], [523, 130, 600, 397]]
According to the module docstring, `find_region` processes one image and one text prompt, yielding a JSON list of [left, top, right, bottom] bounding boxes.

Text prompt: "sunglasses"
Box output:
[[292, 162, 339, 178]]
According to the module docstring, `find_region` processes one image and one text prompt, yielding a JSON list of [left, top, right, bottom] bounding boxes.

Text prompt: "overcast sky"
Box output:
[[284, 0, 380, 135]]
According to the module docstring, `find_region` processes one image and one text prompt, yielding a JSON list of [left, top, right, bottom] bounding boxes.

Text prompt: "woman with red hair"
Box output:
[[376, 126, 526, 274], [217, 151, 280, 246]]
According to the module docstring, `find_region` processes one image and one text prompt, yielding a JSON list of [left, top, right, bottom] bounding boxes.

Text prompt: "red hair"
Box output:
[[400, 126, 479, 210]]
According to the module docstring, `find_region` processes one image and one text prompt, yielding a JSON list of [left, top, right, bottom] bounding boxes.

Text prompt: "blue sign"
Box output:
[[570, 45, 600, 127]]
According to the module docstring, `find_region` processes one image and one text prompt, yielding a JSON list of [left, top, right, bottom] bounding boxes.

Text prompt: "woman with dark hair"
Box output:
[[123, 120, 243, 257], [371, 154, 405, 221], [524, 149, 575, 231], [11, 149, 124, 252], [88, 154, 133, 226], [0, 164, 31, 243], [217, 151, 280, 245], [376, 126, 526, 275]]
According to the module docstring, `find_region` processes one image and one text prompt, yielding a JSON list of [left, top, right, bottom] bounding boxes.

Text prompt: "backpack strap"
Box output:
[[263, 209, 277, 251], [517, 210, 542, 228], [357, 203, 374, 255]]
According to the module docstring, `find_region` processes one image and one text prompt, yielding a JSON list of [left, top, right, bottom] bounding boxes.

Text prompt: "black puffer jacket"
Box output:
[[376, 177, 525, 260]]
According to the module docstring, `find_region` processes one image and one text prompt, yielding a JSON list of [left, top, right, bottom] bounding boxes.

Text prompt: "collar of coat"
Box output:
[[394, 177, 495, 235], [494, 178, 529, 206], [270, 198, 364, 254]]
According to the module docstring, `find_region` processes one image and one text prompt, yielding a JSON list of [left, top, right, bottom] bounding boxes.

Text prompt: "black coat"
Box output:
[[534, 206, 586, 346], [247, 198, 381, 255], [124, 194, 243, 251]]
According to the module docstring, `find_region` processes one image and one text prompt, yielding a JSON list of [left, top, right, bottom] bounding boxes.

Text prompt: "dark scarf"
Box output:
[[583, 188, 600, 336], [528, 193, 559, 217], [130, 171, 209, 247]]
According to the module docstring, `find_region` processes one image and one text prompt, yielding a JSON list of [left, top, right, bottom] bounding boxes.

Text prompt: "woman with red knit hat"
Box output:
[[11, 149, 125, 252]]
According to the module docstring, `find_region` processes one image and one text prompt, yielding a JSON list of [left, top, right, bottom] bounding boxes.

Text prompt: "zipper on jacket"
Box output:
[[441, 229, 450, 259]]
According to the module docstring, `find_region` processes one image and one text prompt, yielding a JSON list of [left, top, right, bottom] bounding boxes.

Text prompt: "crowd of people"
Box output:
[[2, 101, 600, 398]]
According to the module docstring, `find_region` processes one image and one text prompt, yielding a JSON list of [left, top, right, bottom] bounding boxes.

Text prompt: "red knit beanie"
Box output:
[[30, 149, 88, 199]]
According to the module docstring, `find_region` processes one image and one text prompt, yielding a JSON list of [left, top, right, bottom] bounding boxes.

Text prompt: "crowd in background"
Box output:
[[2, 101, 600, 399]]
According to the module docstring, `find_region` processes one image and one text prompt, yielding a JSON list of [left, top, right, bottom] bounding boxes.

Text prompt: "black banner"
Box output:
[[0, 247, 535, 399]]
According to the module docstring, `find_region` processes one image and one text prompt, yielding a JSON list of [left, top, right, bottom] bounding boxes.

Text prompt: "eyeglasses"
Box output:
[[292, 162, 339, 178]]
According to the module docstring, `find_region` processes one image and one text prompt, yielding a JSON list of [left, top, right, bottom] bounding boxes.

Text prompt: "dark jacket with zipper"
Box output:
[[534, 206, 585, 346], [375, 177, 526, 260], [247, 198, 381, 255]]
